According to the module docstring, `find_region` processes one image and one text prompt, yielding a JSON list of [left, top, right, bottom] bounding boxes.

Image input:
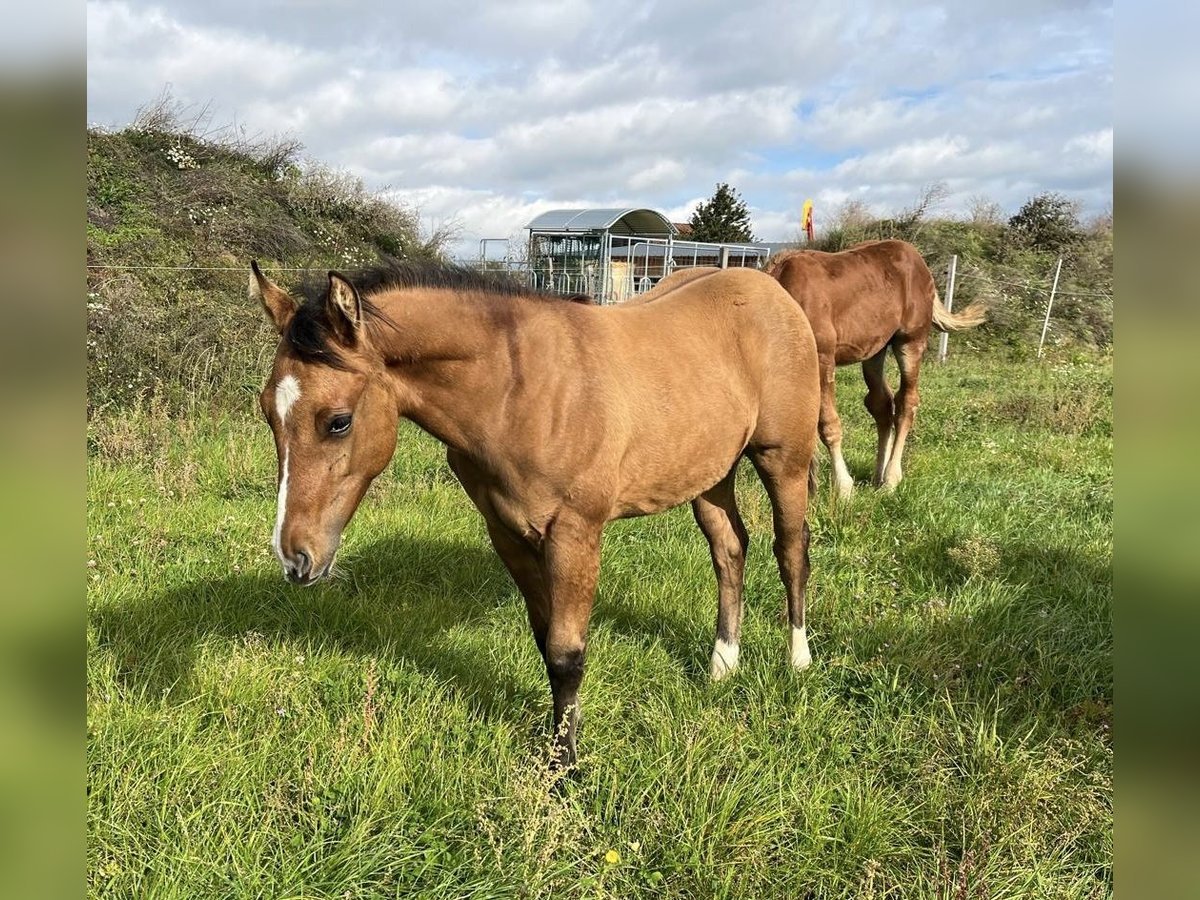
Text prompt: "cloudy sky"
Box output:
[[87, 0, 1112, 256]]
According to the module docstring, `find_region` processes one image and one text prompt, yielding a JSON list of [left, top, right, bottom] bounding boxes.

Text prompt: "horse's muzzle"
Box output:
[[283, 549, 315, 585]]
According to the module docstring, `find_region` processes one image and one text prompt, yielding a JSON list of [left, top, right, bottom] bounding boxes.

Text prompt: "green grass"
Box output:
[[87, 351, 1112, 899]]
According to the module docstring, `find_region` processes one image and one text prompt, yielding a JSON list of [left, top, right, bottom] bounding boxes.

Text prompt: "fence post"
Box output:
[[938, 254, 957, 363], [1037, 256, 1063, 358], [719, 247, 730, 269]]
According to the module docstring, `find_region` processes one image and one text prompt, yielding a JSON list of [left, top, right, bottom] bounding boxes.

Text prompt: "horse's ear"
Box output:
[[249, 261, 296, 333], [326, 271, 363, 345]]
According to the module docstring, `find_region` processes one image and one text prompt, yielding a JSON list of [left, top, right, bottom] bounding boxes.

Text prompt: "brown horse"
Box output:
[[766, 240, 985, 498], [249, 261, 820, 766]]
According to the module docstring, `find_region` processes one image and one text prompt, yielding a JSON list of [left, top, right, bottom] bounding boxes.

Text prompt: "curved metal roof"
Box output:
[[526, 207, 676, 236]]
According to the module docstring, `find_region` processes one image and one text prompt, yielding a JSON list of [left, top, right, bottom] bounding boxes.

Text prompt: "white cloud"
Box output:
[[1064, 128, 1113, 159], [628, 159, 688, 193], [86, 0, 1112, 249]]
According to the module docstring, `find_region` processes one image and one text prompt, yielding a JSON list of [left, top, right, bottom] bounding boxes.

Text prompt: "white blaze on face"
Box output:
[[275, 374, 301, 422], [271, 374, 301, 563]]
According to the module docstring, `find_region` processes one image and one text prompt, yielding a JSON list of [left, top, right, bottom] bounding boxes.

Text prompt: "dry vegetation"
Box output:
[[87, 94, 454, 413]]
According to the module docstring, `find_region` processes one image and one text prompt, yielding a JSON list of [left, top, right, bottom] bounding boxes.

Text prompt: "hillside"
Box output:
[[86, 117, 447, 413], [87, 122, 1113, 416]]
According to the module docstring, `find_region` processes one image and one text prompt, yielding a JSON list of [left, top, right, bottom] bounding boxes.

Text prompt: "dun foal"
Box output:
[[250, 261, 820, 766], [767, 240, 985, 497]]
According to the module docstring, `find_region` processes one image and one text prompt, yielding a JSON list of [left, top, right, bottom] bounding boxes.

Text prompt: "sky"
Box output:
[[86, 0, 1112, 258]]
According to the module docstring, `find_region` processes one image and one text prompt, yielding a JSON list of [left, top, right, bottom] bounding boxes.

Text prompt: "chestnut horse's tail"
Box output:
[[931, 286, 986, 332]]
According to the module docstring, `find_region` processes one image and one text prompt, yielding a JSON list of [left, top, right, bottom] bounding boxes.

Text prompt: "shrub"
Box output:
[[87, 114, 448, 417], [1007, 192, 1085, 255]]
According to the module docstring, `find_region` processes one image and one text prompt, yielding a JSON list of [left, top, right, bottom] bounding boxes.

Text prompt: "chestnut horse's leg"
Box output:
[[691, 470, 750, 681], [881, 337, 925, 490], [861, 347, 895, 486], [817, 357, 855, 499], [748, 448, 814, 670], [542, 514, 602, 768]]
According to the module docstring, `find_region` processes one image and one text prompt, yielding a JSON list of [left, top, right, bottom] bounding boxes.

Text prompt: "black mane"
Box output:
[[295, 258, 546, 306], [283, 259, 585, 368]]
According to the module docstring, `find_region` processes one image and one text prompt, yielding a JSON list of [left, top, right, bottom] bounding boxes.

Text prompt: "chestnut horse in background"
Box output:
[[249, 261, 820, 767], [766, 240, 985, 498]]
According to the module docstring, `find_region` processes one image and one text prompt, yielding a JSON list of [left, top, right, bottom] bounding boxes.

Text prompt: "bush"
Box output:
[[87, 115, 449, 418], [1008, 192, 1085, 255]]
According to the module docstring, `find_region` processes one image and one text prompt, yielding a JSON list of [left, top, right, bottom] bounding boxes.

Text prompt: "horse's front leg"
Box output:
[[446, 449, 551, 660], [541, 513, 603, 769]]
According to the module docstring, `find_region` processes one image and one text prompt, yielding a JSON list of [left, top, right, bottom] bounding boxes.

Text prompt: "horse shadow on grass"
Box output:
[[92, 520, 729, 724], [91, 533, 548, 724], [92, 510, 1111, 745]]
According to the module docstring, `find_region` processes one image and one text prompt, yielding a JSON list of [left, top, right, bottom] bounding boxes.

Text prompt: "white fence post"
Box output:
[[938, 254, 957, 363], [1037, 257, 1064, 358]]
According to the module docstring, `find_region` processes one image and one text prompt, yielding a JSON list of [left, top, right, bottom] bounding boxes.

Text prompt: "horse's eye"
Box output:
[[329, 414, 352, 436]]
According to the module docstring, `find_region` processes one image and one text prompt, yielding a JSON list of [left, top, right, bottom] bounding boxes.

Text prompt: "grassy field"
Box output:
[[86, 350, 1112, 899]]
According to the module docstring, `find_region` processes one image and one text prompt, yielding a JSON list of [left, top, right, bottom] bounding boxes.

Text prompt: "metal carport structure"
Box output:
[[525, 208, 769, 304]]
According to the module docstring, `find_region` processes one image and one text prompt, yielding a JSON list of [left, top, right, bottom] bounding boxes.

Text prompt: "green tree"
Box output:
[[1008, 192, 1084, 254], [689, 182, 756, 243]]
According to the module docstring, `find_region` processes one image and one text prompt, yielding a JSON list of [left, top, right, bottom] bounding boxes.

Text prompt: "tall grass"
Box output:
[[87, 351, 1111, 898]]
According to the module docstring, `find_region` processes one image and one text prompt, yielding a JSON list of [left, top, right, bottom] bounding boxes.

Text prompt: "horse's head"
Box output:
[[250, 263, 400, 585]]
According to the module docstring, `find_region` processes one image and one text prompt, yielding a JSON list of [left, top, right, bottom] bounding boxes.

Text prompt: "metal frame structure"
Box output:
[[605, 234, 767, 303], [470, 208, 773, 304]]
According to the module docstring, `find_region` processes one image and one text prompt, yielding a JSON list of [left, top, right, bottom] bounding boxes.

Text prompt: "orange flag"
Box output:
[[802, 199, 814, 242]]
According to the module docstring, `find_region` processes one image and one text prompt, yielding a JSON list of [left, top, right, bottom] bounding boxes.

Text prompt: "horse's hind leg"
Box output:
[[747, 446, 814, 670], [817, 357, 855, 499], [692, 469, 750, 681], [880, 337, 925, 491], [862, 347, 895, 486]]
